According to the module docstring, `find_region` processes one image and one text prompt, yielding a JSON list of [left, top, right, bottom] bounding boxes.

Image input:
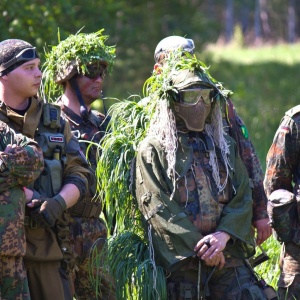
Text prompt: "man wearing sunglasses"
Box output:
[[0, 38, 92, 300], [153, 36, 271, 248], [43, 30, 116, 300]]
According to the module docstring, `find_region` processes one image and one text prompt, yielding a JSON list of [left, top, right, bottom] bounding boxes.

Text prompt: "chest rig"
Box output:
[[177, 132, 233, 235], [62, 109, 107, 218], [33, 103, 66, 197]]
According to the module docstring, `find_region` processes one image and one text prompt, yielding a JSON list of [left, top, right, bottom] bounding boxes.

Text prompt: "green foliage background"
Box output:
[[2, 0, 300, 291]]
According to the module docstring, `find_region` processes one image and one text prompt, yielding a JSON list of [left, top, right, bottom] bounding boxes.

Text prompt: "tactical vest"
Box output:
[[32, 103, 66, 197], [61, 109, 107, 218], [0, 103, 66, 198], [176, 132, 233, 235]]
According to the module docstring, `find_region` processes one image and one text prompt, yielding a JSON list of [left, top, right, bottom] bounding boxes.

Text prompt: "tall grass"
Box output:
[[254, 236, 281, 288]]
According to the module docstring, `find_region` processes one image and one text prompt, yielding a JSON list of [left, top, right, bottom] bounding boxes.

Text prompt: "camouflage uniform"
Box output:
[[57, 100, 116, 300], [224, 100, 268, 222], [0, 121, 44, 300], [0, 97, 91, 300], [264, 105, 300, 299], [133, 129, 261, 299]]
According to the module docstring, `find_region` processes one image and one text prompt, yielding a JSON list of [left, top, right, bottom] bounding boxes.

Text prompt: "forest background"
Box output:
[[2, 0, 300, 287]]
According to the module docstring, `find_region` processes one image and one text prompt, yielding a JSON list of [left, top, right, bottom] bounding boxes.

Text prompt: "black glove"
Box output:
[[30, 195, 67, 227]]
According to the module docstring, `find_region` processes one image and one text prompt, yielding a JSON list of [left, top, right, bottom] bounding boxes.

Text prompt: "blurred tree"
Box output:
[[288, 0, 296, 43]]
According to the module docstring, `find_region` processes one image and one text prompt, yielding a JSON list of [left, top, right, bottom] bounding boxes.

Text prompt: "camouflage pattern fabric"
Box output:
[[0, 256, 30, 300], [277, 243, 300, 300], [0, 97, 92, 300], [58, 101, 116, 299], [0, 122, 43, 298], [70, 217, 116, 300], [176, 133, 231, 236], [264, 106, 300, 298], [223, 101, 268, 221], [134, 129, 255, 297]]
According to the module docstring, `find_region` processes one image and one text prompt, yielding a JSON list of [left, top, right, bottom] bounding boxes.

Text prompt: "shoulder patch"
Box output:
[[240, 124, 249, 139]]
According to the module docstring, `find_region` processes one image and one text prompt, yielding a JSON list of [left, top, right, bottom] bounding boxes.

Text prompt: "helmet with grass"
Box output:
[[44, 29, 116, 84]]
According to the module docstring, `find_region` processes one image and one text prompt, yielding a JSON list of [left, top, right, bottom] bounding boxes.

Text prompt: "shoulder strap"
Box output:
[[226, 98, 240, 153]]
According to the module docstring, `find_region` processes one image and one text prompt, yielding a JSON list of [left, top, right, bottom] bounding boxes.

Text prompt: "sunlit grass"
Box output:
[[254, 235, 281, 288], [204, 42, 300, 65]]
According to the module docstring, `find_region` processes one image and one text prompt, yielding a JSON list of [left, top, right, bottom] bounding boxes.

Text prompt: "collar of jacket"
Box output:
[[0, 97, 43, 138]]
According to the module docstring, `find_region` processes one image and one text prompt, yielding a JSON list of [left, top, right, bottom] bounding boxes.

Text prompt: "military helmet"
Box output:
[[172, 68, 214, 90], [44, 29, 116, 84], [154, 36, 195, 63], [0, 39, 39, 76]]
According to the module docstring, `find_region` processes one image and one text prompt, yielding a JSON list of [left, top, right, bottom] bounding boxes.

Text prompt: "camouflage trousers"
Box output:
[[167, 257, 267, 300], [0, 256, 30, 300], [277, 242, 300, 300], [69, 216, 116, 300]]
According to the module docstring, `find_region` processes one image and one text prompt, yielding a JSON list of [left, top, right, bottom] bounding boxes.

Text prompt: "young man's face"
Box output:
[[5, 58, 42, 99]]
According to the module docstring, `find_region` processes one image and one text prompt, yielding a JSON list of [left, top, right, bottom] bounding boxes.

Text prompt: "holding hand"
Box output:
[[27, 195, 67, 227], [194, 231, 230, 269]]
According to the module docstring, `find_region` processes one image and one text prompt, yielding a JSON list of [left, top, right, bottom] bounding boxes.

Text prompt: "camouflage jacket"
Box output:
[[133, 131, 255, 271], [57, 99, 109, 216], [0, 121, 43, 256], [264, 105, 300, 279], [0, 97, 92, 200], [264, 105, 300, 197], [224, 100, 268, 221]]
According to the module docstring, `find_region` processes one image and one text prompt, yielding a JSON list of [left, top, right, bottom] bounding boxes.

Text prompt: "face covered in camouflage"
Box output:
[[172, 69, 214, 132]]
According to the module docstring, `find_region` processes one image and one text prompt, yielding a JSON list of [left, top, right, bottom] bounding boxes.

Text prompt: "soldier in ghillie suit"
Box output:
[[95, 49, 271, 299], [132, 50, 269, 299], [264, 105, 300, 299], [43, 30, 116, 300], [154, 36, 271, 246], [0, 38, 92, 300], [0, 126, 44, 299]]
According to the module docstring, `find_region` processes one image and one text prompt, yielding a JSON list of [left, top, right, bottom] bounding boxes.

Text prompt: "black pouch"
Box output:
[[241, 284, 266, 300]]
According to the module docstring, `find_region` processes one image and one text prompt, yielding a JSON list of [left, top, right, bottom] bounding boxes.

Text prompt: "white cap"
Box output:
[[154, 36, 195, 63]]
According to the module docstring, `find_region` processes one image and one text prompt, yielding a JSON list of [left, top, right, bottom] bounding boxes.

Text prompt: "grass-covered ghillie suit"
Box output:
[[94, 49, 251, 299]]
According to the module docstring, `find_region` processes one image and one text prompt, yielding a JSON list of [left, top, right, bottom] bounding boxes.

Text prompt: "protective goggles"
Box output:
[[0, 47, 39, 72], [83, 64, 107, 79], [177, 87, 214, 105]]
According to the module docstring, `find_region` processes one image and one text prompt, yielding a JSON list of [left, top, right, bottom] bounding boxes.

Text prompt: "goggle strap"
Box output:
[[1, 48, 38, 71]]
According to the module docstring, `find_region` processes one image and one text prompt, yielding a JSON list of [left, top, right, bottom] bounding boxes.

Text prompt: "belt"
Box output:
[[68, 201, 102, 218]]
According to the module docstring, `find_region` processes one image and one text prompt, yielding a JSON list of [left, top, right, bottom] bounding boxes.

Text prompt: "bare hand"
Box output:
[[27, 199, 42, 208], [23, 188, 34, 203], [202, 251, 225, 270], [4, 144, 17, 153], [252, 218, 272, 245], [194, 231, 230, 261]]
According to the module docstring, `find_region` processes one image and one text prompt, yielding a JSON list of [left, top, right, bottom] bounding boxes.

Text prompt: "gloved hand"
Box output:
[[30, 195, 67, 227]]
